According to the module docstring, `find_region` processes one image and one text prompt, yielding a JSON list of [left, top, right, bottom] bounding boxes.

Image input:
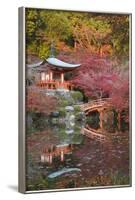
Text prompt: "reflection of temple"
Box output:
[[41, 144, 73, 164], [27, 44, 81, 90]]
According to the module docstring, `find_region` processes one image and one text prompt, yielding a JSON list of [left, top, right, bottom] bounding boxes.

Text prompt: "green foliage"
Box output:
[[58, 94, 74, 107], [38, 44, 50, 59], [26, 9, 72, 58], [26, 41, 38, 54], [58, 107, 66, 117], [59, 99, 69, 107], [71, 91, 83, 103], [26, 10, 39, 42], [110, 170, 129, 185], [26, 112, 49, 135], [26, 8, 129, 61], [27, 176, 54, 191], [86, 114, 100, 129], [111, 16, 129, 59], [74, 105, 81, 113], [45, 12, 71, 41]]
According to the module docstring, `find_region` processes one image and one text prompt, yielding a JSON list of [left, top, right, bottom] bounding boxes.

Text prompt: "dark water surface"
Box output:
[[26, 113, 130, 191]]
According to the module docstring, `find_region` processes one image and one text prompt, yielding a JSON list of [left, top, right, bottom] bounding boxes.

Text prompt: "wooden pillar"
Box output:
[[47, 155, 50, 163], [74, 40, 77, 49], [61, 150, 64, 162], [45, 74, 49, 81], [50, 71, 53, 81], [117, 111, 121, 131], [49, 154, 52, 164], [99, 109, 103, 130], [41, 155, 45, 162], [70, 84, 73, 90], [61, 73, 64, 83], [41, 72, 46, 81], [56, 82, 59, 89]]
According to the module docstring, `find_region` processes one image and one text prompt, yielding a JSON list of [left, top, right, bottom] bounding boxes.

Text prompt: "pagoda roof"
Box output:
[[46, 57, 81, 69], [27, 60, 44, 68], [27, 57, 81, 69]]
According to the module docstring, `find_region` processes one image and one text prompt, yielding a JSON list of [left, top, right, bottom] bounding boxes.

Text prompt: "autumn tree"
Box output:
[[26, 9, 72, 59], [71, 52, 129, 110], [26, 86, 58, 115], [26, 8, 130, 61], [108, 15, 129, 59]]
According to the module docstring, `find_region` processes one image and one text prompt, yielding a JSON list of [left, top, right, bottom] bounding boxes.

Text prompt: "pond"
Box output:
[[26, 111, 130, 191]]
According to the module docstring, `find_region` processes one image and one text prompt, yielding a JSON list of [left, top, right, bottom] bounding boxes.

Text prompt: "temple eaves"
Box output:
[[46, 57, 81, 68], [27, 57, 81, 69]]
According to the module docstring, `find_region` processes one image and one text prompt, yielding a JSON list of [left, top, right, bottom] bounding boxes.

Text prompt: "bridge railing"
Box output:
[[82, 127, 106, 142], [80, 98, 112, 111]]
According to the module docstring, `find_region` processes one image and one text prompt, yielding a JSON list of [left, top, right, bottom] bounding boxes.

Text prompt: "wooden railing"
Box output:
[[41, 144, 73, 163], [81, 126, 106, 142], [80, 98, 112, 112], [36, 80, 73, 90]]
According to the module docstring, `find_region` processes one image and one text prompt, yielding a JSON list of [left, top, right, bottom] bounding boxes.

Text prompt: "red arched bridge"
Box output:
[[80, 98, 112, 114], [80, 98, 122, 143], [80, 98, 113, 143], [81, 125, 106, 143]]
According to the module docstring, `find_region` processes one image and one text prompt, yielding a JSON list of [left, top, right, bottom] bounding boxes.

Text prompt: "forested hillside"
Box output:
[[26, 9, 129, 60]]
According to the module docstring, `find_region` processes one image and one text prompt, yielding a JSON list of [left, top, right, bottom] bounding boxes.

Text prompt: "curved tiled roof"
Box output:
[[27, 57, 81, 69], [46, 57, 81, 68], [27, 60, 44, 68]]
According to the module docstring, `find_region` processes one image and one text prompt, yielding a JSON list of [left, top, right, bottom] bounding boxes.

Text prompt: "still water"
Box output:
[[26, 112, 129, 191]]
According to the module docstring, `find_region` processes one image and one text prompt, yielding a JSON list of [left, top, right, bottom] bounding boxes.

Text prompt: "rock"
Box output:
[[69, 115, 75, 121], [76, 163, 83, 167], [65, 129, 74, 134], [50, 111, 59, 117], [48, 168, 81, 178], [51, 118, 59, 124], [65, 106, 74, 112], [58, 118, 65, 123]]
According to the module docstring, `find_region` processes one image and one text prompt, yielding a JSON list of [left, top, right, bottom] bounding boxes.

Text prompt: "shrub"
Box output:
[[59, 107, 66, 117], [74, 105, 81, 113], [59, 99, 69, 107], [71, 91, 83, 103]]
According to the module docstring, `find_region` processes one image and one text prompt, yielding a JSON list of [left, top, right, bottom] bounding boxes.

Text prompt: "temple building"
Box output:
[[27, 45, 81, 90]]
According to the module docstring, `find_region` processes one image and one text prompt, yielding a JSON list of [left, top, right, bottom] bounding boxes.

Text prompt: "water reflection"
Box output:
[[26, 111, 129, 190], [41, 144, 73, 164]]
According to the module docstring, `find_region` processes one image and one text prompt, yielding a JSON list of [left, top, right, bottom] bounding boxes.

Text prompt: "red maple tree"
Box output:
[[26, 86, 58, 115], [71, 52, 129, 110]]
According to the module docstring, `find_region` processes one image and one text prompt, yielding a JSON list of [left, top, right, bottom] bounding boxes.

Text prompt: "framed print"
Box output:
[[19, 7, 132, 193]]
